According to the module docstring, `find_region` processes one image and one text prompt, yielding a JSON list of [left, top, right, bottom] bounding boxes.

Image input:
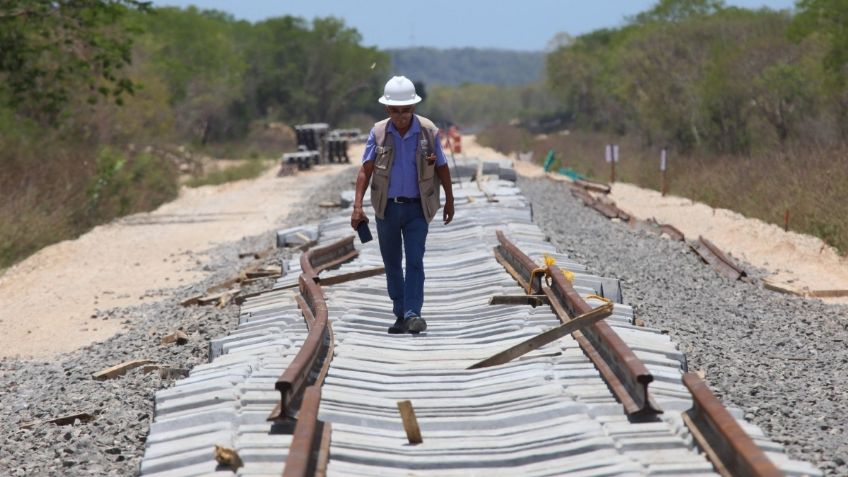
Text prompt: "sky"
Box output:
[[152, 0, 798, 51]]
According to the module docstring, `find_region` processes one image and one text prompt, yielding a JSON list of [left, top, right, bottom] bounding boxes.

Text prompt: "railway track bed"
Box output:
[[139, 159, 821, 477]]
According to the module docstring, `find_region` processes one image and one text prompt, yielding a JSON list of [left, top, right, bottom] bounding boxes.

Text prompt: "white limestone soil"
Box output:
[[0, 145, 364, 359], [463, 135, 848, 304]]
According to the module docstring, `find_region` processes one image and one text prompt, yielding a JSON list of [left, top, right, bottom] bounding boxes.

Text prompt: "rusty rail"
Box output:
[[569, 187, 630, 221], [494, 231, 661, 416], [494, 229, 783, 475], [646, 218, 685, 242], [268, 235, 360, 475], [682, 373, 782, 477], [282, 385, 328, 477], [269, 236, 356, 421], [301, 235, 358, 275], [574, 178, 611, 194], [692, 236, 746, 281]]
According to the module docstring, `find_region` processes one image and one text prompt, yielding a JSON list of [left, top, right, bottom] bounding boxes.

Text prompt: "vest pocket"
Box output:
[[375, 147, 392, 171], [419, 180, 438, 221], [419, 160, 434, 180]]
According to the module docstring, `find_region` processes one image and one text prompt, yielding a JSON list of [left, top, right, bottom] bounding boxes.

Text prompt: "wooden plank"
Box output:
[[316, 266, 386, 286], [245, 265, 282, 279], [161, 330, 188, 345], [467, 302, 613, 369], [764, 279, 848, 299], [20, 412, 96, 429], [92, 359, 155, 380], [195, 288, 241, 306], [762, 278, 803, 296], [315, 422, 332, 477], [808, 289, 848, 298], [397, 400, 423, 444], [488, 295, 549, 306]]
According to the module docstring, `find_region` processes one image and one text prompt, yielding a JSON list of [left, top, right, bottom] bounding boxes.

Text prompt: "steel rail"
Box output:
[[569, 187, 630, 221], [282, 385, 326, 477], [274, 236, 359, 476], [494, 230, 782, 475], [692, 236, 747, 281], [682, 373, 783, 477], [494, 230, 661, 416], [301, 235, 358, 275], [269, 236, 355, 421], [546, 264, 661, 416], [574, 178, 611, 194]]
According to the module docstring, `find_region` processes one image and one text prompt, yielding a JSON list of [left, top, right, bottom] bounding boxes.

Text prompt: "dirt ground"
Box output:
[[463, 135, 848, 305], [0, 145, 363, 360]]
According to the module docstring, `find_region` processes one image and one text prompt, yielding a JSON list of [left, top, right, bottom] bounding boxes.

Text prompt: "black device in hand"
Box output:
[[356, 220, 372, 243]]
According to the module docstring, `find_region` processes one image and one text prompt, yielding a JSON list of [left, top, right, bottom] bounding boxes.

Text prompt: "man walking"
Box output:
[[350, 76, 455, 334]]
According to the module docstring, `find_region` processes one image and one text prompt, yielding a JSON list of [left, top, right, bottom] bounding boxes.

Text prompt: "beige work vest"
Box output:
[[370, 115, 441, 223]]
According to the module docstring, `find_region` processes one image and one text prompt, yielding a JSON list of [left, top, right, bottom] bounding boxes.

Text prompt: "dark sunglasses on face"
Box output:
[[388, 107, 413, 115]]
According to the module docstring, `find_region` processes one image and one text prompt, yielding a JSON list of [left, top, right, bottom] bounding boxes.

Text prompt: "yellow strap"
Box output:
[[584, 294, 612, 304]]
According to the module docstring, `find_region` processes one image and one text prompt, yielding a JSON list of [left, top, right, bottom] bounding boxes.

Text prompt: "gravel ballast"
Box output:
[[518, 175, 848, 477], [0, 164, 358, 476]]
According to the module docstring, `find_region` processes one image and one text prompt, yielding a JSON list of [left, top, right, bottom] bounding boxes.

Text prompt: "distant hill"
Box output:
[[386, 47, 545, 87]]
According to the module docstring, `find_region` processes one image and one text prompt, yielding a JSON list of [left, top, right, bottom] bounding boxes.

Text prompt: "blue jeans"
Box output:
[[376, 201, 429, 319]]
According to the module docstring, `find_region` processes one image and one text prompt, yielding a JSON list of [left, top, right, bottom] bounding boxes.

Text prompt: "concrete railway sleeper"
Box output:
[[138, 158, 819, 477]]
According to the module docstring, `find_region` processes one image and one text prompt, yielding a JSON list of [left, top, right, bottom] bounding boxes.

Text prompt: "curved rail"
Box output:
[[272, 235, 359, 476], [494, 230, 661, 416], [268, 236, 357, 421]]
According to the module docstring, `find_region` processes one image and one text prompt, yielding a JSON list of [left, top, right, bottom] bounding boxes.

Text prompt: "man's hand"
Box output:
[[351, 206, 368, 229], [426, 153, 436, 165], [443, 197, 454, 225]]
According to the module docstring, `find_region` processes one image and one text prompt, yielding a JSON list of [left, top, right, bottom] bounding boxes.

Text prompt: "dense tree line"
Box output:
[[545, 0, 848, 154], [0, 3, 388, 267], [0, 3, 388, 144]]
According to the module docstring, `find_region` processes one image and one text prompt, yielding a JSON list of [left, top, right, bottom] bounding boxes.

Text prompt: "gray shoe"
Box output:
[[406, 314, 427, 333]]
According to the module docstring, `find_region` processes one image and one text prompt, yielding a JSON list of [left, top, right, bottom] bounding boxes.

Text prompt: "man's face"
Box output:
[[386, 105, 414, 130]]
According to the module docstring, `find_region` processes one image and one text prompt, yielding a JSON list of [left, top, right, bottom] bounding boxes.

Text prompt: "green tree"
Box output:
[[633, 0, 725, 23], [134, 7, 247, 143], [792, 0, 848, 84], [0, 0, 149, 123], [244, 16, 387, 124], [792, 0, 848, 133]]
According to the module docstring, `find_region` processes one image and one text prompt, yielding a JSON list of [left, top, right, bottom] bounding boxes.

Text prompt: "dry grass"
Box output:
[[478, 125, 848, 254], [184, 159, 271, 188], [0, 136, 179, 269]]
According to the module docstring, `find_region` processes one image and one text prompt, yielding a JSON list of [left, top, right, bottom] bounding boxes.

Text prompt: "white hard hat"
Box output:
[[378, 76, 422, 106]]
